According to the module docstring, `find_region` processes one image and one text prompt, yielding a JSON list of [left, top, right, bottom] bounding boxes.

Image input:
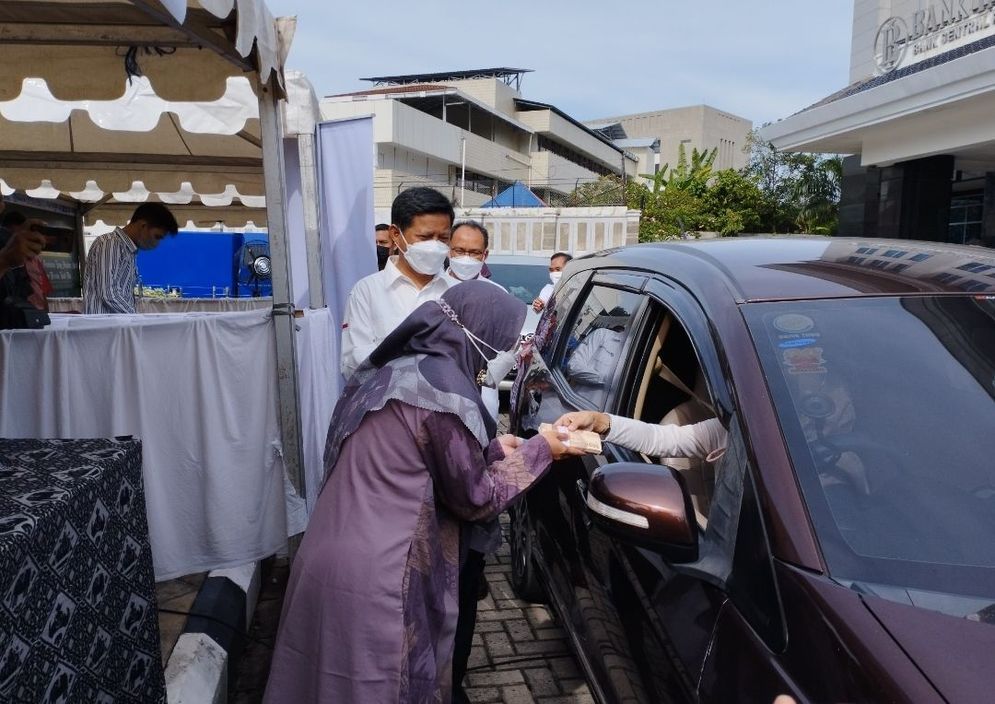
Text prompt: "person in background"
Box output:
[[532, 251, 572, 313], [264, 282, 583, 704], [375, 222, 392, 270], [340, 187, 454, 379], [82, 202, 178, 314], [0, 210, 53, 311], [0, 191, 46, 328], [443, 220, 515, 704]]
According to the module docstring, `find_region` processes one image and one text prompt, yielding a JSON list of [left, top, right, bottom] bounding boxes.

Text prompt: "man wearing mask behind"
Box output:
[[341, 187, 454, 378], [532, 251, 572, 313], [374, 223, 392, 271]]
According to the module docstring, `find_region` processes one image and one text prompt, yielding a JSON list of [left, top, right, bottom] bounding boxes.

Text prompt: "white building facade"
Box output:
[[320, 69, 639, 211], [762, 0, 995, 245], [587, 105, 753, 175]]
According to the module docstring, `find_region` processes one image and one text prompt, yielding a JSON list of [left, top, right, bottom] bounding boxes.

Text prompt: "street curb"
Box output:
[[164, 560, 262, 704]]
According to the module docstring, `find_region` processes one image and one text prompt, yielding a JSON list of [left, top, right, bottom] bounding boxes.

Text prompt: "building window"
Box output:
[[883, 249, 908, 258], [956, 262, 992, 274], [909, 253, 932, 262], [949, 194, 984, 244]]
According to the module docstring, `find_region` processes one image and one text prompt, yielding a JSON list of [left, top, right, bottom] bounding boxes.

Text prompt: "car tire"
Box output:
[[509, 498, 546, 603]]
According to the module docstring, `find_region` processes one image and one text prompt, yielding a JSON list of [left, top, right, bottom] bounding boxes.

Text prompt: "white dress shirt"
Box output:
[[340, 256, 451, 379], [537, 283, 554, 306], [444, 270, 509, 421], [83, 228, 137, 314]]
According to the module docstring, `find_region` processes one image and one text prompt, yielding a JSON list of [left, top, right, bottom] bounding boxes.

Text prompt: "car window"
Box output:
[[745, 297, 995, 609], [558, 286, 643, 410], [532, 271, 586, 359]]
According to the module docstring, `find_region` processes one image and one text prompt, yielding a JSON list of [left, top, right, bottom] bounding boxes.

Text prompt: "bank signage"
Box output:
[[875, 0, 995, 73]]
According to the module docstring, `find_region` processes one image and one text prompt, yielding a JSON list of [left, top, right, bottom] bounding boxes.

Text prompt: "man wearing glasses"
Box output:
[[445, 220, 504, 290], [444, 219, 511, 704]]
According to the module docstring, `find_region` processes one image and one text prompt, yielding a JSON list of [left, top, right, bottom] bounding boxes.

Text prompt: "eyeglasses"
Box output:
[[450, 248, 486, 259]]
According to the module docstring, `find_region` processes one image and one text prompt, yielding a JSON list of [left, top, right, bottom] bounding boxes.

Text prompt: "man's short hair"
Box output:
[[551, 251, 573, 264], [375, 223, 390, 232], [391, 187, 454, 232], [451, 220, 489, 249], [131, 203, 179, 235]]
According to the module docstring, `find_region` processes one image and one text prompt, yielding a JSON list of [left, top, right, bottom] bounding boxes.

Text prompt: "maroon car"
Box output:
[[508, 237, 995, 703]]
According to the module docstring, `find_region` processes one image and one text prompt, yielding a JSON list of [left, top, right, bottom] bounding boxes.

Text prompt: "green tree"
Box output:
[[702, 169, 765, 235], [745, 129, 843, 234]]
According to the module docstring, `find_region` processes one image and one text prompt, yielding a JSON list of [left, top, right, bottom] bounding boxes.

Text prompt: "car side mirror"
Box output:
[[586, 462, 698, 563]]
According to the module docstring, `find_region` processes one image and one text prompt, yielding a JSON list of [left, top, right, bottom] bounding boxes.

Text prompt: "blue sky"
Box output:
[[275, 1, 854, 127]]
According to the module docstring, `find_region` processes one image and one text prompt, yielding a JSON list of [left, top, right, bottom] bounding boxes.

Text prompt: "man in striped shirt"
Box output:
[[83, 203, 178, 314]]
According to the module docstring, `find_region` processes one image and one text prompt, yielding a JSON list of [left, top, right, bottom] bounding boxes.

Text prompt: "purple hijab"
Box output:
[[323, 280, 526, 478]]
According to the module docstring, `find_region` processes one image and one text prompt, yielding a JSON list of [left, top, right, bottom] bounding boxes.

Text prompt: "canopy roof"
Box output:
[[0, 0, 282, 102], [0, 1, 291, 226]]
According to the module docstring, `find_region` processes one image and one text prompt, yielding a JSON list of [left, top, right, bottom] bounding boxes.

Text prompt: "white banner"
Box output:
[[309, 116, 375, 501]]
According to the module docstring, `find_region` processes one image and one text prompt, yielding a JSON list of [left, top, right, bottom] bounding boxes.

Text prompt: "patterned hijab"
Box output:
[[323, 280, 526, 478]]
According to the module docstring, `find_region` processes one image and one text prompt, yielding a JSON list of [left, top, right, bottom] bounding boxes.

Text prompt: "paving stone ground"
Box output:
[[463, 515, 594, 704]]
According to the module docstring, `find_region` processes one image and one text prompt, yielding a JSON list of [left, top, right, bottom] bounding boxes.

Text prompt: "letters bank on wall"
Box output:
[[762, 0, 995, 245]]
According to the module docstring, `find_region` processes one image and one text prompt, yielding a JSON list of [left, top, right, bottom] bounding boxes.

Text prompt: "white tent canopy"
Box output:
[[0, 70, 269, 225], [0, 0, 282, 102]]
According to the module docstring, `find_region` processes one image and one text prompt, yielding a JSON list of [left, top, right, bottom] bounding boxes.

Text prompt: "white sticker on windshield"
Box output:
[[773, 314, 815, 334]]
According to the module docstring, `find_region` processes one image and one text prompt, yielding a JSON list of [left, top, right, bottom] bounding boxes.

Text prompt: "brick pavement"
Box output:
[[462, 515, 594, 704]]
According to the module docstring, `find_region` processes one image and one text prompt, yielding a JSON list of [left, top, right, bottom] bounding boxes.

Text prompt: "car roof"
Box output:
[[572, 236, 995, 304]]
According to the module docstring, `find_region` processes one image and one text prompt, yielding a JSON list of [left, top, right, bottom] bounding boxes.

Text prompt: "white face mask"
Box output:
[[399, 235, 449, 276], [549, 270, 562, 285], [463, 326, 519, 387], [449, 256, 484, 281]]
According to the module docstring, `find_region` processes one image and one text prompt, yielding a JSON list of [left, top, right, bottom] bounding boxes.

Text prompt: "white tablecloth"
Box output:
[[294, 307, 342, 515], [48, 296, 273, 313], [0, 310, 303, 580]]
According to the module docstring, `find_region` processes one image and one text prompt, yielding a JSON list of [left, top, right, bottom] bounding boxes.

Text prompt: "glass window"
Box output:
[[558, 286, 643, 409], [744, 297, 995, 616], [949, 194, 985, 244]]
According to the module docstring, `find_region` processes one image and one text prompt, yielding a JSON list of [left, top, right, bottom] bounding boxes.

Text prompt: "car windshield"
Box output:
[[487, 262, 548, 307], [487, 260, 548, 334], [744, 296, 995, 615]]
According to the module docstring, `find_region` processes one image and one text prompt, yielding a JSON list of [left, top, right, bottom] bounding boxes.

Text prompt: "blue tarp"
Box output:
[[481, 181, 546, 208], [136, 231, 271, 298]]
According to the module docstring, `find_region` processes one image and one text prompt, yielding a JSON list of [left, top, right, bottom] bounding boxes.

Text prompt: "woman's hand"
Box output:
[[496, 434, 523, 457], [553, 411, 610, 435], [539, 430, 586, 460], [531, 297, 545, 313]]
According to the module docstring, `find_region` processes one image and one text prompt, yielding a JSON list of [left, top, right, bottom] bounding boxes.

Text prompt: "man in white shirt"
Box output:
[[444, 221, 507, 420], [83, 203, 178, 314], [532, 251, 573, 313], [340, 188, 454, 378]]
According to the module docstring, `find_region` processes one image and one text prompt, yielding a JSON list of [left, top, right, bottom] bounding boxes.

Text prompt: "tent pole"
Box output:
[[297, 132, 325, 308], [259, 79, 306, 560]]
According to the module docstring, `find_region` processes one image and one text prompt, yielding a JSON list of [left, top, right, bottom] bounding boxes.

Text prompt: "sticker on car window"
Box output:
[[773, 314, 815, 334], [783, 346, 827, 374], [778, 337, 818, 349]]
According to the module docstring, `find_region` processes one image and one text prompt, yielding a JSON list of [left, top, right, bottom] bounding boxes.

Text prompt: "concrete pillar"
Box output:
[[838, 155, 879, 237], [876, 155, 954, 241]]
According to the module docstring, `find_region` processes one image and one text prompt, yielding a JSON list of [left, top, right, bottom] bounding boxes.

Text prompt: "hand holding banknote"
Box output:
[[552, 411, 611, 435], [539, 423, 603, 455]]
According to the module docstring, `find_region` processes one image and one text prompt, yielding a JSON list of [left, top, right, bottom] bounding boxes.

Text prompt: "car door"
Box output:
[[594, 277, 792, 703], [515, 270, 661, 701]]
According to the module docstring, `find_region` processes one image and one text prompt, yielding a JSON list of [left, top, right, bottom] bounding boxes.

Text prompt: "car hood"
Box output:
[[863, 595, 995, 701]]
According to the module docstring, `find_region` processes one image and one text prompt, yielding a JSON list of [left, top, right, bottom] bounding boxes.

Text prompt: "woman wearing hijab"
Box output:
[[264, 281, 580, 704]]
